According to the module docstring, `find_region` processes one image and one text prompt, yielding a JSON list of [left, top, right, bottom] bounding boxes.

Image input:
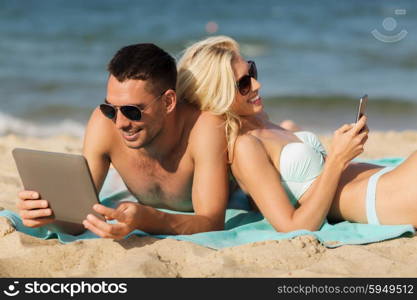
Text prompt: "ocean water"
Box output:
[[1, 0, 416, 136]]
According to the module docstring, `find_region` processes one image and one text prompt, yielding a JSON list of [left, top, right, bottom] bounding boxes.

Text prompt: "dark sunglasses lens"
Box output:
[[238, 75, 251, 95], [120, 106, 141, 121], [249, 61, 257, 80], [99, 104, 116, 119]]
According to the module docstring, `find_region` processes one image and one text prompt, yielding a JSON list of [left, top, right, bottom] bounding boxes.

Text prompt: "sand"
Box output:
[[0, 131, 416, 278]]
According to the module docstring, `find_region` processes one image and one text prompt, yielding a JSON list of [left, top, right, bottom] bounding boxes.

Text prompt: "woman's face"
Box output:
[[230, 54, 263, 116]]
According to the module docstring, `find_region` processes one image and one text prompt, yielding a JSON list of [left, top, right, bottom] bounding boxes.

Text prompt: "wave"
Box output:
[[0, 112, 85, 138], [0, 93, 415, 138], [264, 94, 417, 110]]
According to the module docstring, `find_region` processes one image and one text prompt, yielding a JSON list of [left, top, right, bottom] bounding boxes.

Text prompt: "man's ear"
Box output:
[[163, 89, 177, 114]]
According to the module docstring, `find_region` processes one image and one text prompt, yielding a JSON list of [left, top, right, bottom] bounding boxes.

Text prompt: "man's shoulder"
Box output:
[[181, 107, 227, 158], [86, 107, 115, 135], [189, 108, 225, 134], [84, 107, 118, 155], [178, 103, 225, 137]]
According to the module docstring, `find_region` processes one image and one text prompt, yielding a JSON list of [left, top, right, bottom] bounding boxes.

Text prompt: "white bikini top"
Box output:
[[279, 131, 327, 206]]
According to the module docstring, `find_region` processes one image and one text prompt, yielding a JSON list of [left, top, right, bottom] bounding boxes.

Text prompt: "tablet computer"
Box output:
[[12, 148, 104, 235]]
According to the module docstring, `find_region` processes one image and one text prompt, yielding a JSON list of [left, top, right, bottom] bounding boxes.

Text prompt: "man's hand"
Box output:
[[17, 190, 55, 227], [83, 202, 141, 240]]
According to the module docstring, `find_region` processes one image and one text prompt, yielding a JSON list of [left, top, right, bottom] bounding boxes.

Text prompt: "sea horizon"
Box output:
[[1, 0, 416, 136]]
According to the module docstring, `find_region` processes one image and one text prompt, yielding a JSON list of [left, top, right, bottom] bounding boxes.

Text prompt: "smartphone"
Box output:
[[356, 94, 368, 123]]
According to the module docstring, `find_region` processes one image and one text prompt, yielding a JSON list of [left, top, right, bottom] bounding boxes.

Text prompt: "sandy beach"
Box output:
[[0, 131, 416, 278]]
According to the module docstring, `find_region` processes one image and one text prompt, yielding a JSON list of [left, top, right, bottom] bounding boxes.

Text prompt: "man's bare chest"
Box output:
[[110, 151, 194, 211]]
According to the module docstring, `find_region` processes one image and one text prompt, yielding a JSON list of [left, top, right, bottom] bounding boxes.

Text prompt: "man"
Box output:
[[17, 43, 229, 239]]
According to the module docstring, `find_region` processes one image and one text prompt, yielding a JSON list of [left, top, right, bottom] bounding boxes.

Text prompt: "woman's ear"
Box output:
[[163, 89, 177, 114]]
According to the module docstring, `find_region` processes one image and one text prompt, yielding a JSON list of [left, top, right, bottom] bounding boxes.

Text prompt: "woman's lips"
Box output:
[[248, 95, 262, 105]]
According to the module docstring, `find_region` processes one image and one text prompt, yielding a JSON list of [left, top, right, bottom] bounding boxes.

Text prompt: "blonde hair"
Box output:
[[177, 36, 241, 162]]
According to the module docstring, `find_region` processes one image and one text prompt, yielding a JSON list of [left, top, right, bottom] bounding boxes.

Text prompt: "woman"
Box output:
[[177, 35, 417, 232]]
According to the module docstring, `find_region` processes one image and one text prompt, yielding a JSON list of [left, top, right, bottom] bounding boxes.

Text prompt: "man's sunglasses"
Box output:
[[99, 91, 166, 121], [236, 60, 258, 95]]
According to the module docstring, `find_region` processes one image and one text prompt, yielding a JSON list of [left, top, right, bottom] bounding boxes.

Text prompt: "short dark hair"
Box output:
[[107, 43, 177, 95]]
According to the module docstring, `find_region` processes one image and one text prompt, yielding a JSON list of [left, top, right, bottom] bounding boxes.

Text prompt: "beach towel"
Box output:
[[0, 158, 414, 249]]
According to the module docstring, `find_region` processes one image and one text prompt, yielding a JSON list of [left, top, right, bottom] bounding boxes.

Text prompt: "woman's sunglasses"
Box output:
[[236, 60, 258, 95], [99, 91, 165, 121]]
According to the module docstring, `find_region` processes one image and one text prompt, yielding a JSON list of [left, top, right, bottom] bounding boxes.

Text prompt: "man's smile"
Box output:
[[122, 129, 142, 140]]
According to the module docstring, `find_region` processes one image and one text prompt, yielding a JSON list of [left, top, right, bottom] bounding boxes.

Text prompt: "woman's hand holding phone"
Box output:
[[328, 115, 369, 169], [356, 94, 368, 133]]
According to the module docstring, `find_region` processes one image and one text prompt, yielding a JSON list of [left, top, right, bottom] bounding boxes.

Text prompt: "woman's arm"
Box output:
[[232, 117, 368, 232], [232, 135, 342, 232]]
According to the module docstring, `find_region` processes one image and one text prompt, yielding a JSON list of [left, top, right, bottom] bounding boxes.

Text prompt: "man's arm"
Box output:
[[84, 112, 229, 237], [149, 112, 229, 233], [16, 108, 113, 228], [82, 107, 113, 193]]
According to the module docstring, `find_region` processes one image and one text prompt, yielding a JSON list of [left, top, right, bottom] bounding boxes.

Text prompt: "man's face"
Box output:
[[105, 75, 165, 149]]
